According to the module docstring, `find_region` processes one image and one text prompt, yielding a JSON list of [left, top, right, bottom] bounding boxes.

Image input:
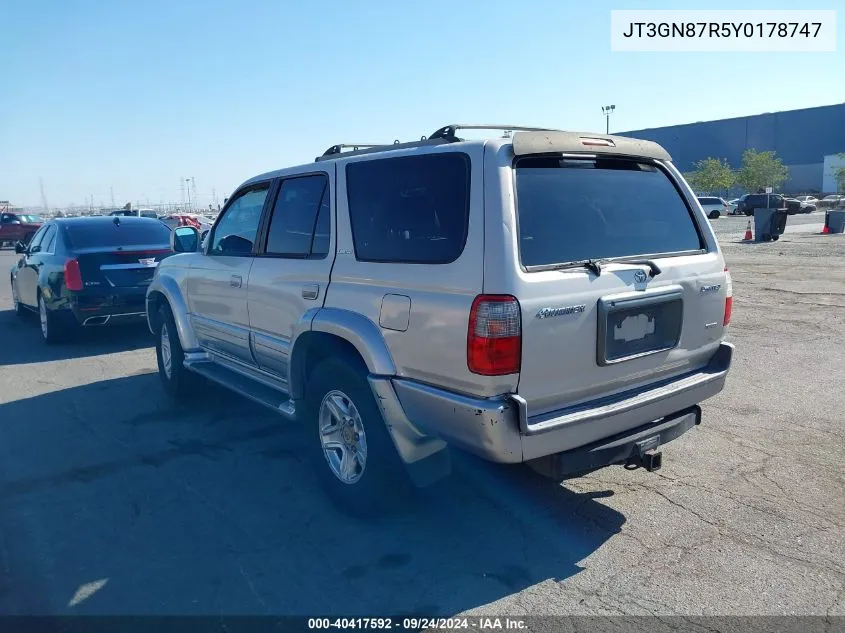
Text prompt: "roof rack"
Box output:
[[314, 124, 561, 162], [428, 124, 560, 141], [315, 137, 451, 162]]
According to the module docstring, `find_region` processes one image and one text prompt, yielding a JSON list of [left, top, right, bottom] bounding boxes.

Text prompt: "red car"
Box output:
[[1, 212, 44, 248]]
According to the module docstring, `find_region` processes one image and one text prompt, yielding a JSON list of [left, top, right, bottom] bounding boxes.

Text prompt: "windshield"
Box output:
[[20, 214, 44, 222], [514, 157, 704, 268]]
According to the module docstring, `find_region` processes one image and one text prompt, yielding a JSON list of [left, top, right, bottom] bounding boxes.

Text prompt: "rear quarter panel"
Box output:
[[326, 143, 513, 397]]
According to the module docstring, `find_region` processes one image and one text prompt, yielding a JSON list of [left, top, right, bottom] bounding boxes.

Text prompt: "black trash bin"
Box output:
[[753, 208, 788, 242]]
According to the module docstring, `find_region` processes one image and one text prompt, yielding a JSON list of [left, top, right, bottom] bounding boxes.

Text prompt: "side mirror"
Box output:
[[14, 241, 26, 254], [171, 226, 200, 253]]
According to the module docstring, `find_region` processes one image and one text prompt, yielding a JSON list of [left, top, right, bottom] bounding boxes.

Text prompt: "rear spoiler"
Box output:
[[512, 131, 672, 162]]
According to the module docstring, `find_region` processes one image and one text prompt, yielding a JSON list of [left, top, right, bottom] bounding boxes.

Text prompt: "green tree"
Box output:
[[735, 149, 789, 193], [685, 158, 735, 194]]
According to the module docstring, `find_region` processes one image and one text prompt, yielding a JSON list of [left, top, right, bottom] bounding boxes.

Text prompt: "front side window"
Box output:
[[515, 157, 704, 268], [264, 174, 330, 258], [210, 186, 270, 255], [346, 153, 471, 264]]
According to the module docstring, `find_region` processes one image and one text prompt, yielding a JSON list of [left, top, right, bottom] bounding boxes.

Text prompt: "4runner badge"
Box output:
[[536, 304, 586, 319]]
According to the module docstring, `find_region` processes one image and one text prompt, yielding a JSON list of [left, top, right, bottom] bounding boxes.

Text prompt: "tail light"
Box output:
[[467, 295, 521, 375], [64, 258, 83, 291], [723, 266, 733, 326]]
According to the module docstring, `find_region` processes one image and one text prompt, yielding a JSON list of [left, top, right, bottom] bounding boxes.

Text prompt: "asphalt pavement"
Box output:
[[0, 222, 843, 619]]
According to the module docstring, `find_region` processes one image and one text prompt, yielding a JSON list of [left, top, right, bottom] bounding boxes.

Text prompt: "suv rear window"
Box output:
[[346, 153, 470, 264], [698, 197, 722, 205], [515, 157, 703, 268], [66, 221, 171, 249]]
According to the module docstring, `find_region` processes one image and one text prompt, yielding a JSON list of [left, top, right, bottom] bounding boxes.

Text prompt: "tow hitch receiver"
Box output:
[[625, 436, 663, 472]]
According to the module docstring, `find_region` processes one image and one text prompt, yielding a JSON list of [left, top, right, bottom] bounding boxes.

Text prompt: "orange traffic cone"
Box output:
[[744, 220, 753, 241]]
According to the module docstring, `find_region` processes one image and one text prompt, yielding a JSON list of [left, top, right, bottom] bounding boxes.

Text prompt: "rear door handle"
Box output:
[[302, 283, 319, 300], [231, 275, 242, 288]]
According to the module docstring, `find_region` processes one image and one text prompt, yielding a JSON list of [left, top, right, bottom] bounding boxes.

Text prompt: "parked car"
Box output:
[[736, 193, 788, 216], [1, 213, 44, 248], [10, 216, 173, 344], [783, 197, 810, 215], [818, 194, 845, 209], [146, 125, 733, 515], [727, 197, 745, 215], [793, 195, 819, 206], [696, 196, 728, 219]]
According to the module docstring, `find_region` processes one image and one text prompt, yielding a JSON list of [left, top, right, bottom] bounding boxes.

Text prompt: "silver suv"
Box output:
[[146, 124, 734, 514]]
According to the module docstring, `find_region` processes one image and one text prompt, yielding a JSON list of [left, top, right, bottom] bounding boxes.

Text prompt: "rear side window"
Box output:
[[346, 153, 470, 264], [515, 157, 703, 268], [698, 197, 721, 205], [264, 174, 330, 258], [66, 221, 172, 249]]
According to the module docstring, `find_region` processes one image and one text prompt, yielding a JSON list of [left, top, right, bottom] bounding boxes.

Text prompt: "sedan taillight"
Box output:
[[64, 259, 83, 291]]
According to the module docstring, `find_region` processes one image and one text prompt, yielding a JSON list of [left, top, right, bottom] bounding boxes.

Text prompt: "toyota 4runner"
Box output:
[[146, 124, 734, 514]]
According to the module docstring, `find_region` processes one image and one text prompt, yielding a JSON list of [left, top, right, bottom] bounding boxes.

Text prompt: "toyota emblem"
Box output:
[[633, 270, 648, 284]]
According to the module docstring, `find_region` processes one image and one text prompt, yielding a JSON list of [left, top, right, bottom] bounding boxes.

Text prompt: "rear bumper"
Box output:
[[384, 342, 733, 465], [68, 293, 148, 326], [526, 406, 701, 479]]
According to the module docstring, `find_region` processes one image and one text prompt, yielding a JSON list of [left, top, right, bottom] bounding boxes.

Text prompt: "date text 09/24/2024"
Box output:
[[307, 617, 528, 630]]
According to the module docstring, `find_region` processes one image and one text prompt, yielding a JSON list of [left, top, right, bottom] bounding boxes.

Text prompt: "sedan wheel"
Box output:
[[38, 294, 60, 344]]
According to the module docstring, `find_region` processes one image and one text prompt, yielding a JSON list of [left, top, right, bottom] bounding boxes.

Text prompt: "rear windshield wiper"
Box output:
[[545, 259, 607, 276], [536, 257, 662, 278], [619, 258, 663, 277]]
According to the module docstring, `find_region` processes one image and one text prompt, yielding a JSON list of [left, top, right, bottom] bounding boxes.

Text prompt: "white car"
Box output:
[[697, 196, 728, 219], [727, 196, 747, 215], [794, 195, 819, 205]]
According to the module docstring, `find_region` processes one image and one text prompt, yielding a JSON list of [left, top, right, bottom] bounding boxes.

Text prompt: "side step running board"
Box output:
[[185, 360, 296, 420]]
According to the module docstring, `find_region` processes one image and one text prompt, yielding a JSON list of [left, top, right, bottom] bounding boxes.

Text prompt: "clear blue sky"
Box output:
[[1, 0, 842, 208]]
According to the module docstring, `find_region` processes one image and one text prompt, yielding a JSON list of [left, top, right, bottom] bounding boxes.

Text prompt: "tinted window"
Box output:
[[210, 186, 269, 255], [27, 225, 49, 250], [346, 153, 470, 264], [698, 197, 721, 205], [515, 157, 703, 268], [65, 220, 172, 249], [265, 174, 330, 258], [41, 225, 58, 253]]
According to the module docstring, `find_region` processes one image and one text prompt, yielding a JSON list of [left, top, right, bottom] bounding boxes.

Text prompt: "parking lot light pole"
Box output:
[[602, 104, 616, 134]]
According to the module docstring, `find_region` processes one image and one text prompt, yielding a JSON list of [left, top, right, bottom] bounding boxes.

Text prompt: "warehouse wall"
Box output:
[[621, 103, 845, 192]]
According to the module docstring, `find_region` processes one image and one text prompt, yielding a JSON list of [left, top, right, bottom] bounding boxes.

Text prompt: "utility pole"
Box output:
[[180, 177, 186, 211], [39, 178, 50, 214], [185, 178, 193, 212], [601, 104, 616, 134], [110, 186, 115, 208]]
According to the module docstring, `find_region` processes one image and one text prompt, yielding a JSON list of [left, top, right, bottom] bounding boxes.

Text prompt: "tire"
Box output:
[[11, 277, 25, 317], [155, 303, 195, 398], [772, 235, 779, 241], [708, 210, 720, 219], [38, 291, 66, 344], [304, 357, 411, 517], [745, 210, 753, 217]]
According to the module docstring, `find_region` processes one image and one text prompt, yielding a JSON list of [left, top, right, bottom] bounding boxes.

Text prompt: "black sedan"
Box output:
[[9, 216, 173, 344]]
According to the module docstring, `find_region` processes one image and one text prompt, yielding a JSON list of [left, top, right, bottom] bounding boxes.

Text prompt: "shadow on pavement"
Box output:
[[0, 374, 626, 616], [0, 309, 153, 366]]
